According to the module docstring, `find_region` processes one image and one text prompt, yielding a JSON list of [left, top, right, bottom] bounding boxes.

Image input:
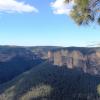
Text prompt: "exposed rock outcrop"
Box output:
[[48, 47, 100, 75]]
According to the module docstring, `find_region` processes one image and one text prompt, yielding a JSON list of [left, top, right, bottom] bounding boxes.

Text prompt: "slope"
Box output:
[[0, 62, 100, 100]]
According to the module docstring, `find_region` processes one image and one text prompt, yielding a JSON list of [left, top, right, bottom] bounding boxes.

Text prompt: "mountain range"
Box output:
[[0, 46, 100, 100]]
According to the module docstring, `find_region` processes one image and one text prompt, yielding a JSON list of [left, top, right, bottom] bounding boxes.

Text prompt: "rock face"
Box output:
[[48, 47, 100, 75]]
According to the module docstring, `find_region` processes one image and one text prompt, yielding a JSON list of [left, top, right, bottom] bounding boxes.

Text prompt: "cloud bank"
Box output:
[[0, 0, 38, 13], [50, 0, 74, 15]]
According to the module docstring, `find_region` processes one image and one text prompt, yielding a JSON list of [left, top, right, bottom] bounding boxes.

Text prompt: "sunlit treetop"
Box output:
[[65, 0, 100, 25]]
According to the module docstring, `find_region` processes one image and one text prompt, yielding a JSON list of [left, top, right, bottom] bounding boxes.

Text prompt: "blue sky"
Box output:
[[0, 0, 100, 47]]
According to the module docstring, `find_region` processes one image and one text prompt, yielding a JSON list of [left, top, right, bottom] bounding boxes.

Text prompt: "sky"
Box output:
[[0, 0, 100, 47]]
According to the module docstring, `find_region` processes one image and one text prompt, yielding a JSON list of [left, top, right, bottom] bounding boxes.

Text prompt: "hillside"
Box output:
[[0, 46, 43, 84], [0, 62, 100, 100], [0, 45, 59, 84], [1, 46, 100, 85], [0, 46, 100, 100]]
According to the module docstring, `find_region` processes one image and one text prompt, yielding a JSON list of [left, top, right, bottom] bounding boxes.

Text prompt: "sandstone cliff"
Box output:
[[48, 47, 100, 75]]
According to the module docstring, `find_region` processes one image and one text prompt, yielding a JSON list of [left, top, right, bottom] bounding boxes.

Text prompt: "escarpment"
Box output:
[[48, 47, 100, 75]]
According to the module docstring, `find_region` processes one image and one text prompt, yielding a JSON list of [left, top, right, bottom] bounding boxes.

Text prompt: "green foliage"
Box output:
[[70, 0, 92, 25], [65, 0, 100, 25], [0, 62, 100, 100], [20, 84, 53, 100], [97, 84, 100, 95]]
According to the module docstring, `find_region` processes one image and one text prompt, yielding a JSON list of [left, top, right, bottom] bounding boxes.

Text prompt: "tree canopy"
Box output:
[[65, 0, 100, 25]]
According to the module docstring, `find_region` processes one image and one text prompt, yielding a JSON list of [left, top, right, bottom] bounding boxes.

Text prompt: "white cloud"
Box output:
[[50, 0, 74, 15], [0, 0, 38, 13]]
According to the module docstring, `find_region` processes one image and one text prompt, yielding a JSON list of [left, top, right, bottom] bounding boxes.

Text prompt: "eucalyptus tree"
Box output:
[[65, 0, 100, 25]]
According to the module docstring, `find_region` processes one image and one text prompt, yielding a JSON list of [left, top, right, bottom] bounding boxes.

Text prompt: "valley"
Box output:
[[0, 46, 100, 100]]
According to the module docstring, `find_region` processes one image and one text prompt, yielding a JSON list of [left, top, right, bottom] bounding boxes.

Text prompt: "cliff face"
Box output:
[[48, 47, 100, 75]]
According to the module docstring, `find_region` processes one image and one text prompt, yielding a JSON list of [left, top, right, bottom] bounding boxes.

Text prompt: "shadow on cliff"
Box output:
[[1, 62, 100, 100]]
